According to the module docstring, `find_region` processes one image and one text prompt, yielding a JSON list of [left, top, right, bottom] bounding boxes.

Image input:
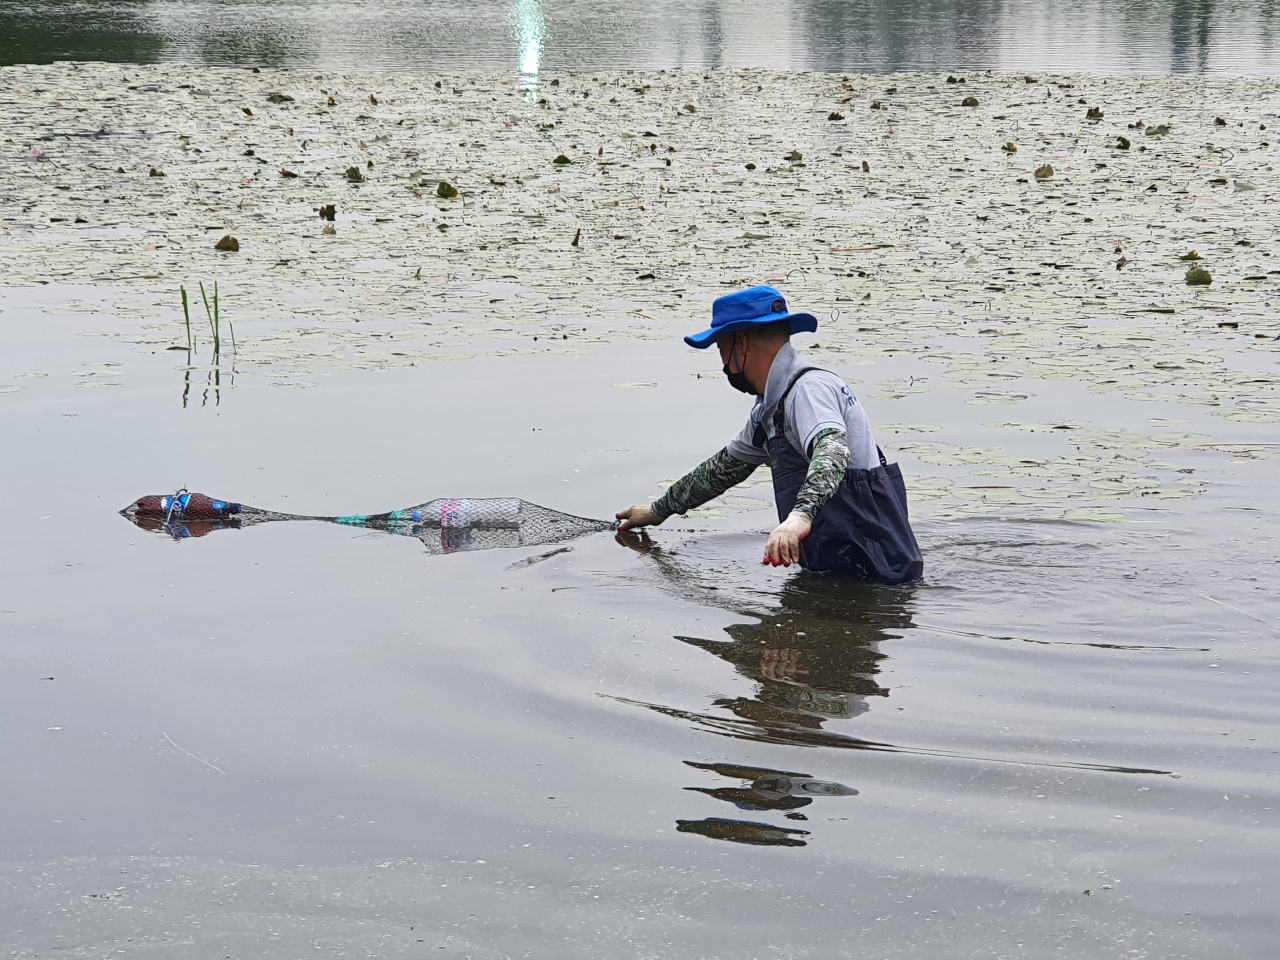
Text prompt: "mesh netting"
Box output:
[[121, 493, 614, 553], [332, 498, 613, 555]]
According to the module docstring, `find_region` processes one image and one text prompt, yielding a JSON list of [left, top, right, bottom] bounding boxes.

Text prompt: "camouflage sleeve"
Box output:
[[791, 428, 849, 522], [651, 447, 758, 521]]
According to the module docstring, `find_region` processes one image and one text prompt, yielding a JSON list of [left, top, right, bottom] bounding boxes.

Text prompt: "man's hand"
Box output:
[[616, 504, 664, 531], [761, 648, 810, 684], [764, 511, 811, 567]]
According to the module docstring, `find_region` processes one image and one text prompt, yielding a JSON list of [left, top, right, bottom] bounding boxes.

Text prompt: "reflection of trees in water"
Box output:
[[0, 3, 164, 65], [1169, 0, 1214, 73], [799, 0, 1003, 72], [190, 24, 316, 69], [0, 0, 315, 68], [798, 0, 1236, 74], [682, 0, 723, 71], [0, 0, 1264, 72]]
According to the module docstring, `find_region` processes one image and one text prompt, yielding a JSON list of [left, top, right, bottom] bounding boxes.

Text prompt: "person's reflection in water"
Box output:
[[679, 759, 858, 844], [616, 528, 915, 746], [676, 817, 811, 847], [684, 761, 858, 813], [616, 529, 914, 846]]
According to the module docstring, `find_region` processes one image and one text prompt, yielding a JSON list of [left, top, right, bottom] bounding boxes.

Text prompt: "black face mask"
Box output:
[[723, 364, 756, 394], [723, 339, 759, 395]]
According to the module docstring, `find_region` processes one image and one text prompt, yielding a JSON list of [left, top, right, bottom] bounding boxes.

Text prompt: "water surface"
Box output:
[[1, 9, 1279, 958], [1, 276, 1277, 956], [2, 0, 1278, 74]]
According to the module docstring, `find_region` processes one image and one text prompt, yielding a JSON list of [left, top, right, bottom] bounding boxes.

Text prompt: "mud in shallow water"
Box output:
[[0, 66, 1278, 958]]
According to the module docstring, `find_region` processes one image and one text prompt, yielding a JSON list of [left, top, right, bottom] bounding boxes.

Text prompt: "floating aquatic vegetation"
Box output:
[[1, 64, 1275, 515]]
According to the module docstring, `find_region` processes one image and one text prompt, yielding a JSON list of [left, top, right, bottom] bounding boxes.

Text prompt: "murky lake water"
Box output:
[[2, 0, 1280, 74], [2, 6, 1280, 959]]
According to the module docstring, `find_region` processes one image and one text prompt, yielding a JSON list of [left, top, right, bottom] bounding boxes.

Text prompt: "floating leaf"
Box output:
[[1034, 163, 1054, 180], [553, 154, 572, 165], [436, 180, 459, 199], [1002, 141, 1017, 153], [214, 235, 239, 252], [1185, 265, 1212, 285]]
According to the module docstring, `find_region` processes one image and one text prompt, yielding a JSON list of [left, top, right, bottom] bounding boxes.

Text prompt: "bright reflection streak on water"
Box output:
[[513, 0, 545, 97]]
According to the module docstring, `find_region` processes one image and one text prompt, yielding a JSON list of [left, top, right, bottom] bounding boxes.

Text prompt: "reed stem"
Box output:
[[180, 285, 194, 353]]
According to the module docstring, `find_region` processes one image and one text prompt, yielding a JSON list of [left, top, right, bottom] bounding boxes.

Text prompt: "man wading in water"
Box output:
[[616, 286, 923, 584]]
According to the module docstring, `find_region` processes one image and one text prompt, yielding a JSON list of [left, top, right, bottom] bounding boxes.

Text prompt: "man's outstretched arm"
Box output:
[[764, 428, 850, 566], [791, 428, 850, 521], [616, 447, 758, 530]]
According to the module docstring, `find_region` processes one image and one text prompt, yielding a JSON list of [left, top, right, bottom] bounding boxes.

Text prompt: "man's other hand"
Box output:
[[764, 511, 812, 567], [616, 504, 663, 531]]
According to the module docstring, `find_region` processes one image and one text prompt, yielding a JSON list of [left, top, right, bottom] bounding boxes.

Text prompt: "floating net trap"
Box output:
[[121, 492, 614, 554]]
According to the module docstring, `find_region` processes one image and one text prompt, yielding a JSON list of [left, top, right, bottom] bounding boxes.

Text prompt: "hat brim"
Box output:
[[684, 311, 818, 349]]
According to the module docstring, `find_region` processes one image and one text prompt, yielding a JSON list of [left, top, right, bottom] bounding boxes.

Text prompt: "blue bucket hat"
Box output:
[[684, 285, 818, 349]]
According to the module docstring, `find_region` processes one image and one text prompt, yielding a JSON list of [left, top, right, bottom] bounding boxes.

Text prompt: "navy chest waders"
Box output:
[[755, 368, 924, 585]]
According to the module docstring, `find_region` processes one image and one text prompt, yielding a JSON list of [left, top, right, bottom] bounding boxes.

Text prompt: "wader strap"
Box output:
[[750, 366, 823, 449]]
